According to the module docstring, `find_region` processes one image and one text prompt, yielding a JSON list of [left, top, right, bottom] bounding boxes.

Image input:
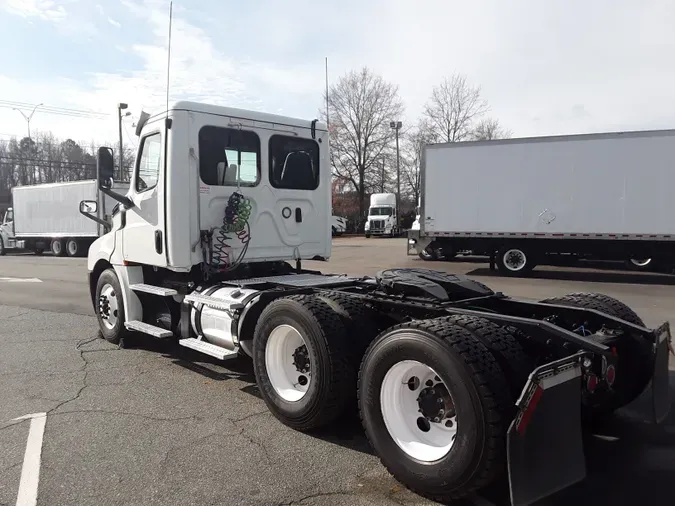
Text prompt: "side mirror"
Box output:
[[79, 200, 98, 214], [97, 146, 115, 189]]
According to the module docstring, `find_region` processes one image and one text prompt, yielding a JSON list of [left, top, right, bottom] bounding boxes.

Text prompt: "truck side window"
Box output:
[[269, 135, 319, 190], [135, 133, 162, 193], [5, 209, 12, 223], [198, 126, 260, 187]]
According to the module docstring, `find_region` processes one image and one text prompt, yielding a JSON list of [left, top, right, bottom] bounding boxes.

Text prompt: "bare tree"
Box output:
[[401, 123, 435, 205], [471, 118, 512, 141], [323, 67, 405, 218], [422, 74, 488, 143]]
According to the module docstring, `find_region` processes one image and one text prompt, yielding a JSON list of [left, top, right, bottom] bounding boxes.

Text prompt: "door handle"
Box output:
[[155, 230, 163, 254], [295, 208, 302, 223]]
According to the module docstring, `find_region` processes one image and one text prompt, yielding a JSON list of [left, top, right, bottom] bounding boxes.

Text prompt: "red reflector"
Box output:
[[606, 365, 616, 386], [516, 386, 543, 435], [586, 374, 598, 392]]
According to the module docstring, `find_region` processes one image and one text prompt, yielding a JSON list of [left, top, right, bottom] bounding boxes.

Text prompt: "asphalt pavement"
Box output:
[[2, 237, 675, 505]]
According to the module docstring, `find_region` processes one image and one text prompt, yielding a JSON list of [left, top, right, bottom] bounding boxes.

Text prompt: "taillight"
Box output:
[[586, 374, 599, 392]]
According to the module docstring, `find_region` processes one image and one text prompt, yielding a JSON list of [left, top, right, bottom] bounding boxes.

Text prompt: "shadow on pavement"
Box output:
[[466, 266, 675, 286]]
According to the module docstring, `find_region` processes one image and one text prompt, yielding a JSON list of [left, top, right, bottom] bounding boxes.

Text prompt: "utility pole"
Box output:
[[380, 159, 385, 193], [390, 121, 402, 231], [117, 103, 129, 180], [13, 103, 43, 140]]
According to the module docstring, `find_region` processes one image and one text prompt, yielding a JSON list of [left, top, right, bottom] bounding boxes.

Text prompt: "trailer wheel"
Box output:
[[358, 318, 512, 503], [539, 292, 651, 412], [496, 246, 535, 275], [252, 295, 356, 431], [65, 239, 80, 257], [50, 238, 65, 257], [95, 268, 129, 345], [444, 315, 533, 398]]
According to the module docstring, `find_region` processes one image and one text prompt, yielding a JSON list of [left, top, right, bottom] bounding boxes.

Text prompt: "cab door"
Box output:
[[121, 128, 167, 267]]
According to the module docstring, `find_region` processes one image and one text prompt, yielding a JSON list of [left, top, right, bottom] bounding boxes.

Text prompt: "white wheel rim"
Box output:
[[503, 249, 526, 271], [67, 241, 77, 255], [265, 324, 311, 402], [53, 241, 61, 254], [380, 360, 458, 462], [630, 258, 651, 267], [98, 283, 119, 330]]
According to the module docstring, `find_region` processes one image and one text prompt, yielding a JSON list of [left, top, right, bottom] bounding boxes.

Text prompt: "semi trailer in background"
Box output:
[[409, 129, 675, 274], [0, 179, 129, 257]]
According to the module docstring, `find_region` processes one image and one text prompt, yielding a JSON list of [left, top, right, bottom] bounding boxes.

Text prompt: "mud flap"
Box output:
[[652, 321, 672, 424], [507, 353, 587, 506]]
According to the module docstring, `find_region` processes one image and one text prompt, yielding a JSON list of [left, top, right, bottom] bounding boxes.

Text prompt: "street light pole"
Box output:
[[118, 103, 129, 181], [390, 120, 402, 232], [13, 103, 43, 140]]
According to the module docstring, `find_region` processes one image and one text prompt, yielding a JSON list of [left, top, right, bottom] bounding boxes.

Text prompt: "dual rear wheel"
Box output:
[[252, 295, 524, 502]]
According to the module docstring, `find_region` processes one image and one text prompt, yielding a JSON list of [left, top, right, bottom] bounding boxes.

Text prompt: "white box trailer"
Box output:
[[409, 129, 675, 274], [0, 179, 129, 257]]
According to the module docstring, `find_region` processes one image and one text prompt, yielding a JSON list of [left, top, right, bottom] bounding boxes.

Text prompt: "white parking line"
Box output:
[[12, 412, 47, 506], [0, 277, 43, 283]]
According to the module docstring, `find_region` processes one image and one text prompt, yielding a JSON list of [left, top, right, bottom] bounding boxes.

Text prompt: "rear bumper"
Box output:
[[507, 322, 672, 505]]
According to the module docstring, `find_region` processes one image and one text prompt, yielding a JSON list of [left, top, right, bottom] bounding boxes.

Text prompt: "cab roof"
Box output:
[[146, 100, 328, 132]]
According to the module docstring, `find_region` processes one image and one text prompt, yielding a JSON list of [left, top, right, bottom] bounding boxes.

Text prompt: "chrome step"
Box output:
[[184, 293, 242, 311], [179, 338, 238, 360], [125, 320, 173, 338], [130, 283, 178, 296]]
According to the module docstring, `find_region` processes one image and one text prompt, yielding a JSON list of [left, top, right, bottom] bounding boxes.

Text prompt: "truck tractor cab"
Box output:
[[0, 207, 15, 255], [365, 192, 398, 237]]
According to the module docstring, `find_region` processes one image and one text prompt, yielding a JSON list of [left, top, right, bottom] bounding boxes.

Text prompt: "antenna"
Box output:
[[165, 1, 173, 115]]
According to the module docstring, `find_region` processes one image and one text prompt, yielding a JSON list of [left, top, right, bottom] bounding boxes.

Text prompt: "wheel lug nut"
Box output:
[[437, 398, 443, 404], [433, 417, 440, 423]]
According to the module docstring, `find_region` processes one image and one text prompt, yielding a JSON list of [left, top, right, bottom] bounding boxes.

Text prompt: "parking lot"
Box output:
[[2, 236, 675, 506]]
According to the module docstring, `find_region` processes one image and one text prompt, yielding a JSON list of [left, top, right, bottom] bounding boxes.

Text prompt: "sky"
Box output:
[[1, 0, 675, 148]]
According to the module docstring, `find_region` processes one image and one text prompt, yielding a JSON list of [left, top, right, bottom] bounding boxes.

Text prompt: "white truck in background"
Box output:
[[365, 192, 399, 238], [409, 129, 675, 274], [331, 215, 347, 236], [0, 179, 129, 257]]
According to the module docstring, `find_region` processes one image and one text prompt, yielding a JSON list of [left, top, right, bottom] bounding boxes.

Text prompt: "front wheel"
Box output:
[[0, 237, 5, 256], [95, 268, 128, 344], [358, 319, 512, 503]]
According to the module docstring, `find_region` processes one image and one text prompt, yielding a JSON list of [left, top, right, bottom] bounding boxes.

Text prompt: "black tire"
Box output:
[[50, 238, 64, 257], [444, 315, 534, 399], [252, 295, 357, 431], [365, 233, 371, 238], [358, 318, 512, 503], [95, 268, 128, 345], [65, 238, 80, 257], [539, 292, 651, 411], [317, 292, 381, 354], [0, 237, 5, 256], [496, 246, 535, 276], [34, 247, 43, 255]]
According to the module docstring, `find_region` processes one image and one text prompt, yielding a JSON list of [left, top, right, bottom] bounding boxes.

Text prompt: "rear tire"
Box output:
[[252, 295, 357, 431], [358, 318, 512, 503], [496, 246, 535, 275], [65, 239, 80, 257], [443, 315, 533, 399], [0, 237, 5, 256], [50, 238, 64, 257], [539, 292, 651, 412]]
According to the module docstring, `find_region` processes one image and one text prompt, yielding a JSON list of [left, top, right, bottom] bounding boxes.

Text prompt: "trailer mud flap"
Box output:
[[652, 321, 672, 424], [507, 354, 587, 506]]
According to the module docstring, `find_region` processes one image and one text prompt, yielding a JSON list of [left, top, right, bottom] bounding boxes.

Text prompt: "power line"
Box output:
[[0, 100, 111, 120]]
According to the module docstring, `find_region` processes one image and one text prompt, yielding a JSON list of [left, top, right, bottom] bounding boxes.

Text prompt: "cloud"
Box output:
[[0, 0, 67, 21], [107, 17, 121, 28]]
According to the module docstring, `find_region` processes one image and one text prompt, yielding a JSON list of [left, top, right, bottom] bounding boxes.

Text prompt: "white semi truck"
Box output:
[[365, 192, 399, 237], [409, 130, 675, 274], [0, 179, 129, 257], [83, 101, 671, 505]]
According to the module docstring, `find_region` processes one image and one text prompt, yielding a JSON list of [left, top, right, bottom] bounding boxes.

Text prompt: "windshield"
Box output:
[[369, 206, 393, 217]]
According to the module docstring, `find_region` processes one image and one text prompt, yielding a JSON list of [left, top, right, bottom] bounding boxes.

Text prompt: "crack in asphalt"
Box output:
[[231, 410, 270, 423], [0, 311, 31, 320], [236, 425, 273, 466], [46, 337, 95, 415], [49, 409, 201, 422]]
